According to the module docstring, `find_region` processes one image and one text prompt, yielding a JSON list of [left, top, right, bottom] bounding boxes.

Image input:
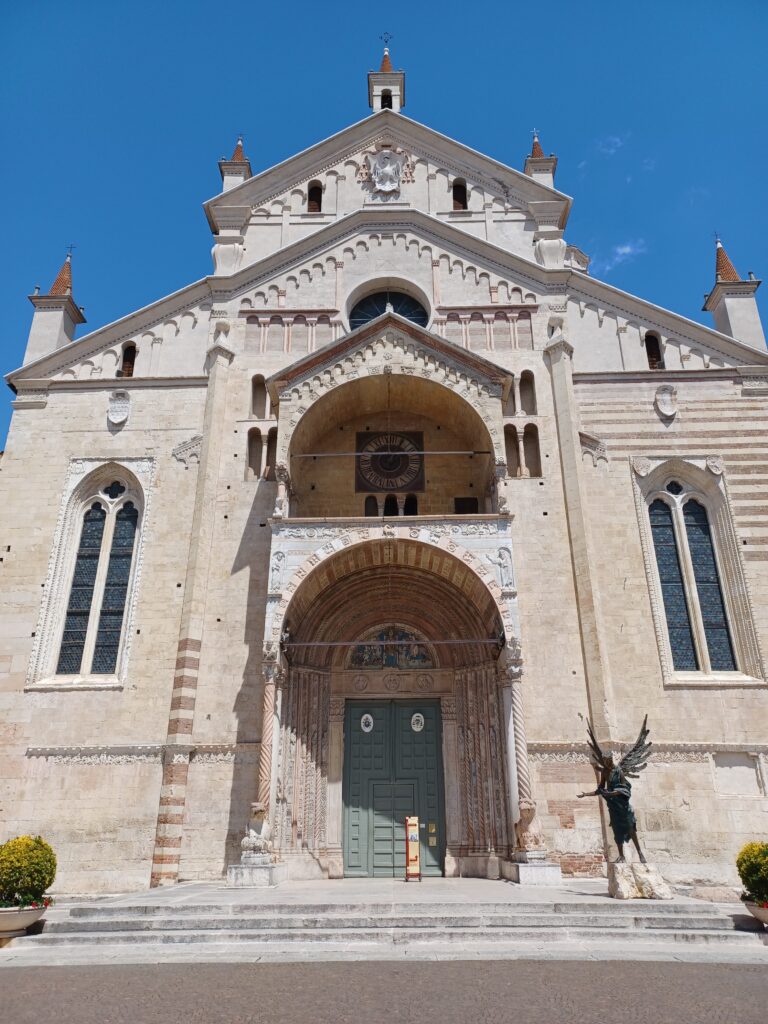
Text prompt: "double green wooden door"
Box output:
[[343, 699, 445, 877]]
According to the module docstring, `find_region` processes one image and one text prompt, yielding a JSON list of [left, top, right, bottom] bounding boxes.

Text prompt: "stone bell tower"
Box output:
[[368, 47, 405, 113]]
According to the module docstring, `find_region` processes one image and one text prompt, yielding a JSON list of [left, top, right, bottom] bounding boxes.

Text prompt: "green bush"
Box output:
[[0, 836, 57, 908], [736, 841, 768, 905]]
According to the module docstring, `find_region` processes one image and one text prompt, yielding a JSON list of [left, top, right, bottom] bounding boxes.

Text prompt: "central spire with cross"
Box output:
[[368, 34, 405, 112]]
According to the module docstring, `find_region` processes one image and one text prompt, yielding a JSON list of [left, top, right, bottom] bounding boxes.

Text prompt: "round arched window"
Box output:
[[349, 291, 429, 330]]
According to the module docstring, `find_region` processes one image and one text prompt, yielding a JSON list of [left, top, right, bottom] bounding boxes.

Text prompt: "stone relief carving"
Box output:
[[269, 551, 285, 593], [363, 147, 413, 198], [416, 673, 434, 692], [353, 675, 368, 692], [706, 455, 725, 476], [172, 434, 203, 468], [107, 390, 130, 429], [654, 384, 678, 421], [631, 456, 652, 477], [384, 674, 400, 692], [485, 548, 515, 590]]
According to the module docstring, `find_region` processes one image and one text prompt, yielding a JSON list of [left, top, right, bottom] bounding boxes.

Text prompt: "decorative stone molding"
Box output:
[[172, 434, 203, 468], [579, 431, 609, 467], [26, 456, 156, 688], [26, 743, 260, 765], [12, 387, 49, 409], [528, 741, 768, 762], [630, 454, 765, 685], [739, 368, 768, 395]]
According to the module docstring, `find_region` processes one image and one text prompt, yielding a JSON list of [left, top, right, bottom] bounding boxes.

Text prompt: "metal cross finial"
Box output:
[[66, 243, 76, 256], [380, 31, 394, 47], [531, 128, 540, 138]]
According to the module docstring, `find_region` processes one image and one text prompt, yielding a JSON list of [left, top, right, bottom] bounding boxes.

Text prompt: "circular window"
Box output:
[[349, 291, 429, 330]]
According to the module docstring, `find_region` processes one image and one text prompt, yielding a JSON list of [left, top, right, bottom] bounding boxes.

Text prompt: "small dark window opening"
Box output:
[[645, 333, 665, 370], [403, 494, 418, 516], [454, 497, 479, 515], [121, 344, 136, 378], [452, 179, 468, 211], [381, 89, 393, 109], [364, 496, 379, 517], [383, 495, 399, 516], [307, 182, 323, 213]]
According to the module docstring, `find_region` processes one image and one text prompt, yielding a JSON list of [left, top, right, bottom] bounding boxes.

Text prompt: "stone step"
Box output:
[[64, 900, 731, 919], [42, 912, 739, 934], [21, 926, 763, 947]]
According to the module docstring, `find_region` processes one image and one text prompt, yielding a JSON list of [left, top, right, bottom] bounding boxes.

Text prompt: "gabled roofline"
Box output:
[[203, 109, 572, 232], [9, 203, 767, 386], [265, 309, 511, 403]]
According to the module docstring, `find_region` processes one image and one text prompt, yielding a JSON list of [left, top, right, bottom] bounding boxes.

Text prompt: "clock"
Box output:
[[355, 431, 424, 492]]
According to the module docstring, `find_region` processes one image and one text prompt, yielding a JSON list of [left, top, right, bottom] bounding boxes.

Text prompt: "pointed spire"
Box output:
[[715, 237, 741, 283], [531, 132, 545, 159], [48, 253, 73, 296], [379, 47, 393, 73], [230, 135, 246, 162]]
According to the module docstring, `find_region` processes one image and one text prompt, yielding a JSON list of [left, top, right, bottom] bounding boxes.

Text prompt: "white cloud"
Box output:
[[596, 133, 630, 156], [642, 157, 657, 171], [591, 239, 647, 276]]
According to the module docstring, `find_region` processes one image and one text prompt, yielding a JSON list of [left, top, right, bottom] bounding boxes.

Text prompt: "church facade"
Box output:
[[2, 52, 768, 893]]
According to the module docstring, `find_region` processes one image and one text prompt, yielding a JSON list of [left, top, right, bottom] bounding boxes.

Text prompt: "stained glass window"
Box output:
[[683, 500, 736, 671], [649, 499, 698, 671], [92, 502, 139, 674], [56, 503, 106, 674]]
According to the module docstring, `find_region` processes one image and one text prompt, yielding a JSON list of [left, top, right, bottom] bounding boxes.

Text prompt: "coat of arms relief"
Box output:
[[358, 144, 414, 200]]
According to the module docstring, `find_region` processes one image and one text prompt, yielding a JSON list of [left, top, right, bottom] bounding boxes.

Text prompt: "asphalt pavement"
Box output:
[[3, 960, 766, 1024]]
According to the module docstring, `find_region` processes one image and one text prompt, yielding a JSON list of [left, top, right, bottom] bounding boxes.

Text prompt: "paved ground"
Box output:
[[3, 961, 766, 1023]]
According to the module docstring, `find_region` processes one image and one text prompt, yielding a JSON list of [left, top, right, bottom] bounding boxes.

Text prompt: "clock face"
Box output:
[[355, 432, 424, 492]]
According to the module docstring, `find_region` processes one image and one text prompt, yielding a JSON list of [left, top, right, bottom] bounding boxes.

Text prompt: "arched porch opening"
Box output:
[[265, 538, 520, 880], [287, 374, 500, 518]]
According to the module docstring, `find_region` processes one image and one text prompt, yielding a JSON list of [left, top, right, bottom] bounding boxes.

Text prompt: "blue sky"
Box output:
[[2, 0, 767, 443]]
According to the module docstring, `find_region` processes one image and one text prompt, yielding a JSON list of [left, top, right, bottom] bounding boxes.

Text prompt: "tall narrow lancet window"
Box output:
[[251, 375, 267, 418], [523, 424, 542, 477], [380, 89, 393, 109], [307, 181, 323, 213], [247, 428, 263, 480], [683, 500, 735, 670], [647, 481, 737, 674], [520, 371, 537, 415], [55, 477, 143, 678], [120, 343, 136, 378], [645, 332, 665, 369], [383, 495, 399, 516], [403, 494, 418, 515], [649, 498, 698, 671], [265, 428, 278, 481], [364, 495, 379, 517], [504, 425, 520, 477], [92, 503, 139, 673], [56, 503, 107, 674], [452, 179, 468, 211]]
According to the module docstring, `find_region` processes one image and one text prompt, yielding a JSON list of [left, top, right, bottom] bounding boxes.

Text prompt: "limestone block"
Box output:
[[608, 861, 673, 900]]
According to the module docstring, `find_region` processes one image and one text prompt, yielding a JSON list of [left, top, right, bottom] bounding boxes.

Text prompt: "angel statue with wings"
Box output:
[[577, 715, 652, 863]]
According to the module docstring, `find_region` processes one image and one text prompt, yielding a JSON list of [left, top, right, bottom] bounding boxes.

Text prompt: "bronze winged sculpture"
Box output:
[[577, 715, 652, 863]]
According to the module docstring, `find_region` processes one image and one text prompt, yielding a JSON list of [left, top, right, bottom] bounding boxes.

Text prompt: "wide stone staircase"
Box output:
[[4, 881, 768, 963]]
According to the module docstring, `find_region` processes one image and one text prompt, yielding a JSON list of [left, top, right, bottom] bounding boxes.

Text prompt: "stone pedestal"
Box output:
[[608, 861, 673, 900], [502, 853, 563, 886], [227, 857, 287, 888]]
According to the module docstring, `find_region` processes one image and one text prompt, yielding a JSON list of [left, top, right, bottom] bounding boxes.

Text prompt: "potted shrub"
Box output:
[[736, 841, 768, 927], [0, 835, 56, 936]]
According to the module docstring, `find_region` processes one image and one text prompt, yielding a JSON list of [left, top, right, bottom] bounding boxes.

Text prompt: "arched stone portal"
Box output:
[[258, 538, 541, 880]]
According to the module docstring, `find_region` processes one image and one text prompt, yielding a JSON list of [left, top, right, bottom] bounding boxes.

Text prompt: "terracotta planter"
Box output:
[[744, 901, 768, 927], [0, 905, 46, 936]]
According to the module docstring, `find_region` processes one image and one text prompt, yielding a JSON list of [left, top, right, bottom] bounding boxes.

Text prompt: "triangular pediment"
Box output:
[[205, 110, 570, 231], [266, 311, 511, 403]]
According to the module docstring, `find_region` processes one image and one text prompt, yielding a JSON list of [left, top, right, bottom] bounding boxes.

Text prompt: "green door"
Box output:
[[343, 699, 445, 877]]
